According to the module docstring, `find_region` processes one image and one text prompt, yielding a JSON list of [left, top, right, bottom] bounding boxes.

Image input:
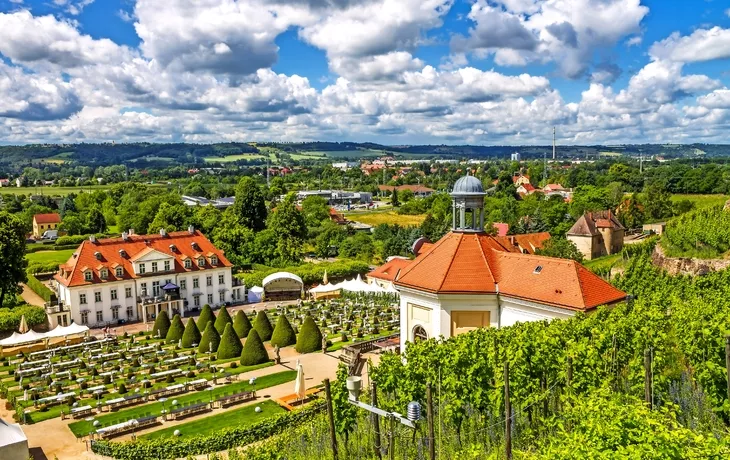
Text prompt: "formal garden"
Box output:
[[0, 293, 400, 455]]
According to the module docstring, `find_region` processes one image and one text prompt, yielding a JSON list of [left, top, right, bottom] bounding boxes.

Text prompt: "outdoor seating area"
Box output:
[[216, 390, 255, 408], [168, 402, 210, 420]]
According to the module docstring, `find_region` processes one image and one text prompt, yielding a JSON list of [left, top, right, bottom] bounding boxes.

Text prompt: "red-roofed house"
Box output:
[[516, 183, 536, 198], [32, 213, 61, 238], [385, 175, 626, 352], [52, 227, 243, 328], [512, 174, 531, 186], [367, 257, 413, 290]]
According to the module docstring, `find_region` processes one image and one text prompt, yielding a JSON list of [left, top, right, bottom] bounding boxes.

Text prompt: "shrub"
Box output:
[[186, 371, 195, 378], [232, 311, 252, 339], [103, 375, 111, 385], [166, 375, 174, 383], [230, 362, 238, 369], [253, 310, 273, 342], [295, 315, 323, 354], [196, 305, 214, 332], [198, 322, 221, 354], [340, 332, 348, 342], [270, 315, 296, 348], [138, 331, 144, 337], [25, 272, 54, 302], [166, 314, 185, 344], [0, 305, 47, 334], [240, 330, 269, 366], [217, 324, 243, 360], [80, 382, 88, 390], [118, 383, 128, 394], [152, 310, 171, 340], [214, 306, 233, 335], [181, 318, 202, 348], [142, 381, 151, 389]]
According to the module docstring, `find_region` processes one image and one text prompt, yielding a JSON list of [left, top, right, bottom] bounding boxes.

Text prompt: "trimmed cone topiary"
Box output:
[[295, 315, 323, 353], [270, 314, 297, 348], [196, 304, 214, 332], [214, 306, 233, 335], [233, 311, 252, 339], [181, 317, 202, 348], [152, 310, 171, 339], [240, 329, 269, 366], [198, 321, 221, 354], [166, 314, 185, 343], [253, 310, 273, 341], [217, 323, 243, 360]]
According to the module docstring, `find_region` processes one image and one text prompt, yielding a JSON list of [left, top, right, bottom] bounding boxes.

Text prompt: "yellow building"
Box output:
[[32, 213, 61, 238]]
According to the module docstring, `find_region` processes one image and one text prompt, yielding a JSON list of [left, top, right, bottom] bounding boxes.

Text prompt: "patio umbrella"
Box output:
[[294, 360, 305, 403], [18, 315, 28, 334], [323, 270, 328, 285]]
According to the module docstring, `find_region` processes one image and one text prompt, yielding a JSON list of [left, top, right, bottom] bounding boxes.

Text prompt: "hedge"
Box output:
[[196, 305, 214, 332], [240, 329, 270, 367], [165, 314, 185, 344], [253, 310, 273, 342], [217, 323, 243, 360], [213, 306, 233, 335], [25, 272, 54, 302], [270, 315, 296, 348], [295, 315, 323, 354], [90, 400, 324, 460], [0, 305, 47, 334], [232, 311, 252, 339], [152, 310, 171, 339], [198, 321, 221, 354], [181, 318, 202, 348], [26, 261, 61, 274], [241, 259, 370, 288]]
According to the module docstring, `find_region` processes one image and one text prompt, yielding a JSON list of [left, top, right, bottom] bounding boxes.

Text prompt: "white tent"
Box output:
[[0, 330, 46, 347], [45, 323, 89, 338], [338, 277, 383, 293], [0, 418, 29, 460], [248, 286, 264, 303], [309, 283, 340, 294]]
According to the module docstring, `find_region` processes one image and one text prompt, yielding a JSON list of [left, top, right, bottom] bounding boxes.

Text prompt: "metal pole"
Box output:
[[725, 336, 730, 405], [504, 361, 512, 460], [372, 382, 382, 460], [427, 383, 435, 460], [389, 415, 395, 460], [324, 379, 339, 460], [644, 348, 652, 409]]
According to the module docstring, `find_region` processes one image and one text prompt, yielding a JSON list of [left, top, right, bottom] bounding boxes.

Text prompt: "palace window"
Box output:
[[151, 262, 158, 273], [110, 289, 117, 300], [84, 271, 92, 281], [139, 263, 146, 274], [94, 292, 102, 303], [116, 267, 123, 278], [184, 259, 192, 269], [210, 256, 218, 266], [207, 294, 213, 304], [194, 296, 200, 307], [80, 311, 88, 324], [193, 277, 199, 289], [218, 274, 224, 284], [206, 276, 212, 287], [198, 257, 205, 267], [164, 260, 171, 271], [126, 306, 134, 318], [112, 307, 119, 320], [79, 294, 87, 305], [219, 292, 225, 302], [180, 280, 187, 290], [100, 268, 108, 280], [96, 311, 103, 323], [125, 287, 132, 298]]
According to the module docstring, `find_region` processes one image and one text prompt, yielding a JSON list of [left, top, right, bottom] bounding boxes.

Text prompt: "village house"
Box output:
[[32, 213, 61, 239], [567, 211, 625, 260], [52, 227, 244, 329]]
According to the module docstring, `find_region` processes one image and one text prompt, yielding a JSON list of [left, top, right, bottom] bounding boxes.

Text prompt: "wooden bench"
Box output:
[[169, 403, 210, 420], [275, 388, 322, 411], [217, 391, 255, 408]]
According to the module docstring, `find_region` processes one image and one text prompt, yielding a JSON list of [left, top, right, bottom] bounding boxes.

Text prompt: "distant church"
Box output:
[[382, 174, 626, 352]]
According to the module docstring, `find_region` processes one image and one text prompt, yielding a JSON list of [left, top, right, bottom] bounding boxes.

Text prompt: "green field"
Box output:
[[304, 149, 389, 158], [669, 194, 729, 209], [0, 186, 113, 196], [142, 400, 285, 439], [345, 210, 426, 227], [26, 249, 76, 265], [203, 153, 266, 163]]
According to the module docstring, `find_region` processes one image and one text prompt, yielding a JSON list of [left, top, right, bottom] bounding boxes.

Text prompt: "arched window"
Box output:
[[413, 325, 428, 343]]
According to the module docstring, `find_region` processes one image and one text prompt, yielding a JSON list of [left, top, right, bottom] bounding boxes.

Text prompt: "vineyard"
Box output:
[[231, 240, 730, 459], [662, 204, 730, 258]]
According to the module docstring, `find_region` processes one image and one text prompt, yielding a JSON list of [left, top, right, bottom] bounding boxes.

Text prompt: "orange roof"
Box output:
[[55, 230, 231, 288], [493, 232, 551, 255], [367, 258, 413, 282], [393, 231, 626, 311], [34, 213, 61, 224]]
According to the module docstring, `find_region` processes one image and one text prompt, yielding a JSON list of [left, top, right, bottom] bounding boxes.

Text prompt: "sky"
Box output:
[[0, 0, 729, 145]]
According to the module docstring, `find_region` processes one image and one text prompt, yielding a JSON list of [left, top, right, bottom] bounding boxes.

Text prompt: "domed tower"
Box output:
[[451, 173, 486, 232]]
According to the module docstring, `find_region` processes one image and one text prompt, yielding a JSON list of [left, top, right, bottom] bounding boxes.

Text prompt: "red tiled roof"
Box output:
[[393, 231, 626, 311], [493, 232, 551, 254], [34, 213, 61, 224], [55, 230, 231, 288], [367, 257, 413, 282], [544, 183, 565, 191]]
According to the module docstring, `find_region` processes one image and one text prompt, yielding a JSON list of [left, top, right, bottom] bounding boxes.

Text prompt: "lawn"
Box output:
[[26, 249, 76, 265], [303, 149, 389, 158], [345, 210, 426, 227], [203, 153, 266, 163], [67, 370, 296, 437], [142, 399, 285, 439]]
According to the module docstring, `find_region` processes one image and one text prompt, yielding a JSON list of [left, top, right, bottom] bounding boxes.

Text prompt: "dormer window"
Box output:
[[210, 256, 218, 266], [151, 262, 158, 273], [84, 270, 92, 281], [198, 257, 205, 267], [164, 260, 171, 271], [139, 263, 146, 274], [115, 267, 123, 278], [184, 259, 192, 269], [100, 268, 108, 280]]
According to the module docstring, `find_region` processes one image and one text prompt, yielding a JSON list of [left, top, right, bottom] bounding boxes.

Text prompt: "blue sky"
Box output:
[[0, 0, 729, 144]]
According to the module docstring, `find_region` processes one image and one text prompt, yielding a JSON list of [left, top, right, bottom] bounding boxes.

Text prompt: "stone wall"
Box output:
[[652, 243, 730, 276]]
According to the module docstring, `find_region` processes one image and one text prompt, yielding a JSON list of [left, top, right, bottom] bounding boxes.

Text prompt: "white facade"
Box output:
[[398, 286, 574, 353], [55, 248, 243, 328]]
